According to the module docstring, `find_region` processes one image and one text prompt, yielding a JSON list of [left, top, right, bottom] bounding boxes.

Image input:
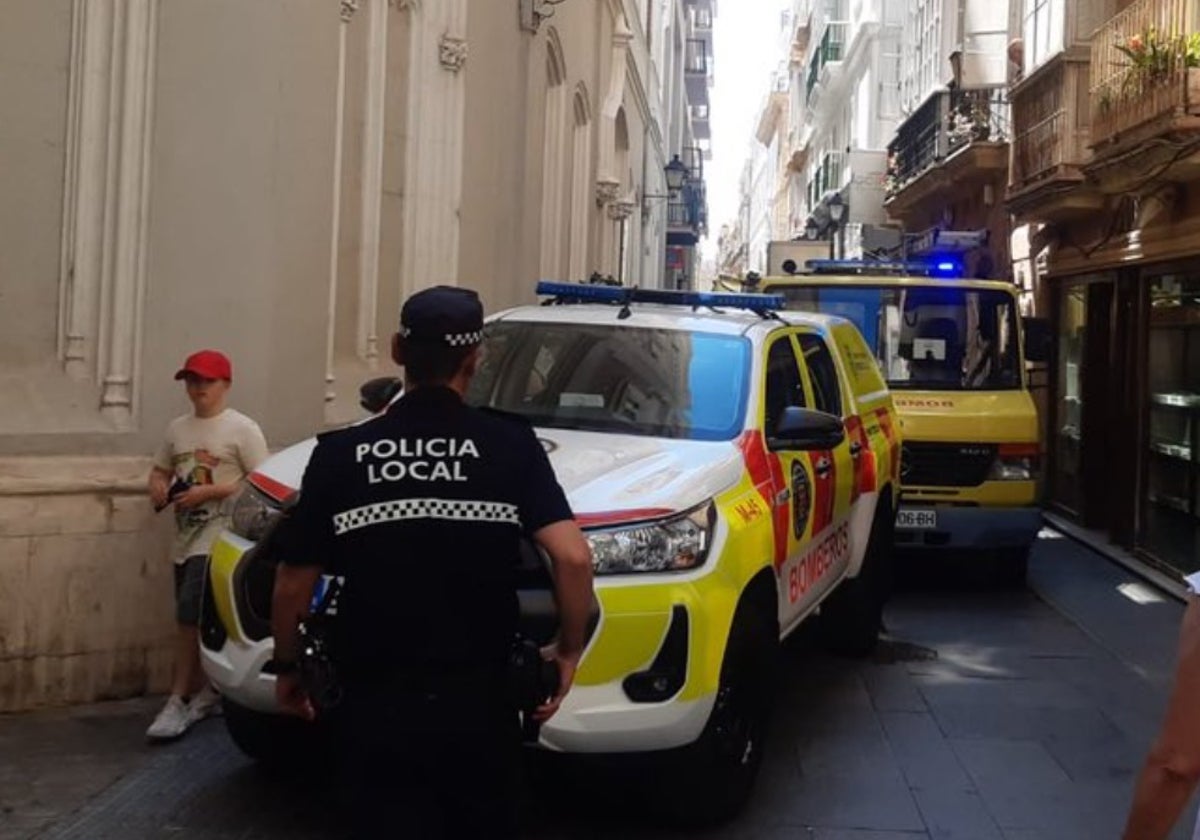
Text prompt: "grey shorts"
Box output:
[[174, 555, 209, 626]]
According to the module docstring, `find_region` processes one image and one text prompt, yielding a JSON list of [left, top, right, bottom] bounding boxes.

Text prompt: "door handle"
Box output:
[[849, 441, 863, 458], [775, 488, 791, 507], [815, 461, 831, 478]]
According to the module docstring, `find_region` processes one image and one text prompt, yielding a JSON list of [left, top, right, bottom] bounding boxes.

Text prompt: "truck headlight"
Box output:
[[229, 485, 284, 541], [988, 444, 1039, 481], [586, 504, 714, 575]]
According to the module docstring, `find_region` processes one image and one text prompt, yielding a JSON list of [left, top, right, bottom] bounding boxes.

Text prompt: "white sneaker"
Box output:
[[146, 695, 192, 741], [187, 685, 222, 723]]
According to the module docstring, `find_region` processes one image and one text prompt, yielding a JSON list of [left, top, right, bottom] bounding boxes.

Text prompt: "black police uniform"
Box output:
[[280, 287, 573, 839]]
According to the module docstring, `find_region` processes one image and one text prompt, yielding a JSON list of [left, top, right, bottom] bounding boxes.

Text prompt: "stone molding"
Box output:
[[340, 0, 359, 21], [606, 200, 636, 221], [0, 456, 152, 497], [595, 178, 622, 206], [59, 0, 159, 429], [438, 34, 468, 72]]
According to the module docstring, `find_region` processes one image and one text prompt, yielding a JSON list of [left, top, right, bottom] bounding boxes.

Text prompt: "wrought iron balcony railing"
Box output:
[[806, 150, 845, 210], [886, 87, 1010, 198], [805, 22, 847, 101], [1089, 0, 1200, 150]]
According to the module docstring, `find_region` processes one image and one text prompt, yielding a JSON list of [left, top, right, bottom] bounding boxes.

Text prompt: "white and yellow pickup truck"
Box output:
[[199, 282, 901, 821]]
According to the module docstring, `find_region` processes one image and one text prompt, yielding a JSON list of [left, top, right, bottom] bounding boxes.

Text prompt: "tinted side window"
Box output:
[[798, 334, 843, 417], [765, 336, 806, 434]]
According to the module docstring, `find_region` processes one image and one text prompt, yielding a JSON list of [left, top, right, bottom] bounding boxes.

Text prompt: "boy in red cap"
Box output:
[[146, 349, 269, 741]]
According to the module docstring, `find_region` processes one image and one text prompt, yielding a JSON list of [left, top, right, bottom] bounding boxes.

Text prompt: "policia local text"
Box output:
[[356, 437, 481, 484]]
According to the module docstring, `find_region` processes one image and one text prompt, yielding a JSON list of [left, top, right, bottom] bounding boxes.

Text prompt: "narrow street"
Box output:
[[3, 529, 1192, 840]]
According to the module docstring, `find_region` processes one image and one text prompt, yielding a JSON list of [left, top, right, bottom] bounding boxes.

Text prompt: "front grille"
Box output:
[[901, 442, 996, 487]]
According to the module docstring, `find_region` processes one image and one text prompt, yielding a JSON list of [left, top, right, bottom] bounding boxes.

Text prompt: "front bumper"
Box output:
[[893, 504, 1041, 551], [200, 530, 739, 753]]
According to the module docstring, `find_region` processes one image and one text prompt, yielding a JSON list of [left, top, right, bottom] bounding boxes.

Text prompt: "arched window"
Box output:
[[540, 30, 569, 278], [567, 85, 592, 282]]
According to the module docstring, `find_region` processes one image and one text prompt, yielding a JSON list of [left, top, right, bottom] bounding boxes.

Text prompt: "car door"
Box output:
[[761, 332, 838, 631], [796, 331, 857, 581]]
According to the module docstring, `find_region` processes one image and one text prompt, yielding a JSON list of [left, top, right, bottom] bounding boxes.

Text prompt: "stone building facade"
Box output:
[[0, 0, 711, 711]]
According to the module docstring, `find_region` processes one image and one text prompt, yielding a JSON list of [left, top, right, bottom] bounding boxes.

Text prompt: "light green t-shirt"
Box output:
[[154, 408, 269, 562]]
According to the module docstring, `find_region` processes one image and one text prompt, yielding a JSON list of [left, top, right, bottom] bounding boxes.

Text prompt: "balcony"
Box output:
[[885, 87, 1009, 218], [682, 145, 705, 183], [805, 22, 847, 104], [668, 183, 707, 245], [1089, 0, 1200, 163], [1007, 51, 1103, 222], [690, 102, 711, 139], [806, 150, 846, 211], [690, 4, 714, 42], [685, 38, 712, 105]]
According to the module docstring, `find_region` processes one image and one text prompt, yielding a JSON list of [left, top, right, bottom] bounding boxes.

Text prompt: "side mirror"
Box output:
[[359, 377, 403, 413], [1022, 316, 1051, 364], [767, 406, 846, 451]]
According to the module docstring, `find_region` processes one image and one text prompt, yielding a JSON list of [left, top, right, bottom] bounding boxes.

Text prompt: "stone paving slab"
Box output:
[[5, 531, 1200, 839]]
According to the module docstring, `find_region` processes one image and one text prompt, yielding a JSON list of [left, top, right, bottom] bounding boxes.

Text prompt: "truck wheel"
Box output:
[[660, 605, 777, 826], [819, 500, 893, 658], [223, 698, 329, 770], [994, 546, 1029, 589]]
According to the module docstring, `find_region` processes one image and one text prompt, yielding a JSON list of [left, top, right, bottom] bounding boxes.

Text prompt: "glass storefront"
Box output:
[[1051, 284, 1086, 515], [1141, 270, 1200, 576]]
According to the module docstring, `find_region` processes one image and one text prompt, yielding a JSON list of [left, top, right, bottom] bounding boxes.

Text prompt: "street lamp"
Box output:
[[664, 154, 688, 193], [827, 193, 846, 259], [804, 218, 820, 240]]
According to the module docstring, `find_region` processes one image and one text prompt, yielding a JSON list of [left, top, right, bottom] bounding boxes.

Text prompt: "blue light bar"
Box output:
[[803, 259, 963, 278], [535, 281, 785, 312]]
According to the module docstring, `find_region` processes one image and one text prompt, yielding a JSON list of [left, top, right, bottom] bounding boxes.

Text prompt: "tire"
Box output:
[[994, 546, 1030, 589], [658, 604, 778, 826], [223, 698, 329, 770], [819, 499, 893, 658]]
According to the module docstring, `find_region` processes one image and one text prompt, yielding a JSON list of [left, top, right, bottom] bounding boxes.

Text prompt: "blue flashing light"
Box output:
[[535, 281, 785, 313], [804, 258, 964, 279]]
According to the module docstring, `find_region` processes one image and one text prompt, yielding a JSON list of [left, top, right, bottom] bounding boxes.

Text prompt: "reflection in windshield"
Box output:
[[466, 322, 751, 440], [781, 285, 1020, 391]]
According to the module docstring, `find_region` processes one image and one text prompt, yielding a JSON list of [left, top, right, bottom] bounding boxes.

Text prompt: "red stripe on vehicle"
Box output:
[[575, 508, 675, 529], [738, 430, 788, 568], [249, 471, 295, 503]]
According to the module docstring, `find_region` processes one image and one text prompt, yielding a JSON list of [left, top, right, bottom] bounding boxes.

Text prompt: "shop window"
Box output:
[[1141, 272, 1200, 576], [1051, 284, 1086, 514]]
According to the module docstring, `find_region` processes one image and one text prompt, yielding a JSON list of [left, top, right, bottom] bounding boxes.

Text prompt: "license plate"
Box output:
[[896, 509, 937, 530]]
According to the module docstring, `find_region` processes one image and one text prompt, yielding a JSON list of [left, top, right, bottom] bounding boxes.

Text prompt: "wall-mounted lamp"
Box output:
[[642, 155, 691, 212]]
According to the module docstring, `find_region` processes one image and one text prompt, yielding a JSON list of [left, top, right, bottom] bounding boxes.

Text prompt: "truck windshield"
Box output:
[[466, 321, 751, 440], [780, 285, 1021, 391]]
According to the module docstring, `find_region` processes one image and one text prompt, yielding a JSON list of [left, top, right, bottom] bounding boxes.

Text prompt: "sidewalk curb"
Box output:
[[1043, 511, 1188, 604]]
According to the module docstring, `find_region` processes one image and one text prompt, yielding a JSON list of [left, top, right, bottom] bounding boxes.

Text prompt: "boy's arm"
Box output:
[[149, 434, 174, 507]]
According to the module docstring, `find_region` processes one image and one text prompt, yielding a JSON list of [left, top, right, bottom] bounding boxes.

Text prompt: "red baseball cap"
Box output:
[[174, 349, 232, 381]]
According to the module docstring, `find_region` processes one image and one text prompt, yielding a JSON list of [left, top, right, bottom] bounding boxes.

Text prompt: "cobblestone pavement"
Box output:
[[4, 530, 1196, 840]]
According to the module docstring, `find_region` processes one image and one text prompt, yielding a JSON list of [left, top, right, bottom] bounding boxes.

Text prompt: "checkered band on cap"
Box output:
[[332, 497, 520, 535], [399, 327, 482, 346]]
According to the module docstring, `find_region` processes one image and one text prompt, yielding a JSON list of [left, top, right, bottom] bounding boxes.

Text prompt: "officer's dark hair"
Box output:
[[401, 337, 476, 386]]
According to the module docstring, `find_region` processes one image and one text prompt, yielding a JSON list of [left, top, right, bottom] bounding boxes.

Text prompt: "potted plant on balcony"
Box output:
[[1115, 28, 1200, 94]]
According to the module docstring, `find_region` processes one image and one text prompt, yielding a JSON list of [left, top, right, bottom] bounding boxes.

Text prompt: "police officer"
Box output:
[[271, 286, 594, 839]]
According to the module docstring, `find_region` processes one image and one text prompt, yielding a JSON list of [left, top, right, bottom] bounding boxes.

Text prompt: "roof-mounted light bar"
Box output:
[[535, 281, 786, 313], [803, 259, 963, 278]]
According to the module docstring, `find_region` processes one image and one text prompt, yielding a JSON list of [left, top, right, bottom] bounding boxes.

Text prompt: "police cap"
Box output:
[[400, 286, 484, 347]]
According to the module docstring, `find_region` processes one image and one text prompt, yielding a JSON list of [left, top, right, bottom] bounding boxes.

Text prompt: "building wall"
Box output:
[[0, 0, 692, 712]]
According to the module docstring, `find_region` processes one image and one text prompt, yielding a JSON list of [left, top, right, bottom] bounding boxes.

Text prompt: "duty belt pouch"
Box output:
[[298, 577, 344, 716], [507, 636, 559, 743]]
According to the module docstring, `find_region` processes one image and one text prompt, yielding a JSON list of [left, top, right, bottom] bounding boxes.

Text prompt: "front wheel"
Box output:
[[657, 606, 777, 826], [223, 698, 330, 770], [819, 499, 893, 657]]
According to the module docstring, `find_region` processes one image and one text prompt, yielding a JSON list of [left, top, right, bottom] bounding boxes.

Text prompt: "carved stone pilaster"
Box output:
[[595, 178, 621, 207], [389, 0, 418, 8], [607, 200, 636, 221], [340, 0, 359, 22], [438, 34, 468, 72]]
